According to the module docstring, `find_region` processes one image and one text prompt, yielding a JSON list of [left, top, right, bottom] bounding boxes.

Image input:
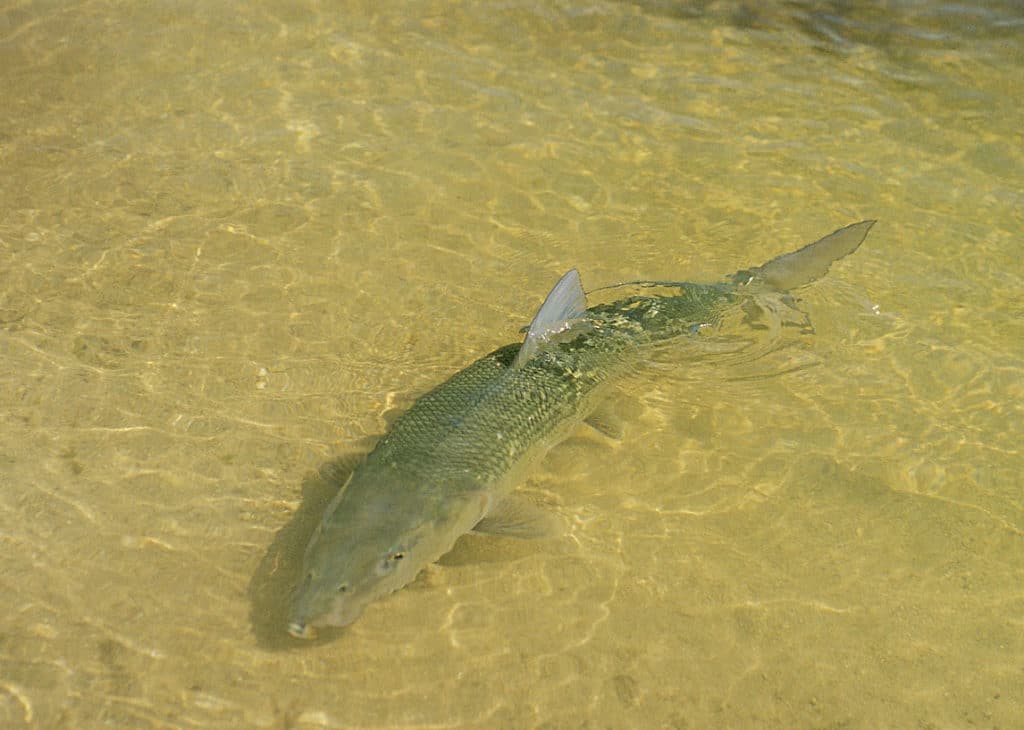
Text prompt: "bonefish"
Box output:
[[288, 220, 875, 637]]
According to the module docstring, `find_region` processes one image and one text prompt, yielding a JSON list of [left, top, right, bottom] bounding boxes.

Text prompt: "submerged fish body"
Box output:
[[288, 221, 875, 637]]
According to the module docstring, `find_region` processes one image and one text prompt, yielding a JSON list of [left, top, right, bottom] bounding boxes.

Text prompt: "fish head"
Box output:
[[287, 485, 491, 638]]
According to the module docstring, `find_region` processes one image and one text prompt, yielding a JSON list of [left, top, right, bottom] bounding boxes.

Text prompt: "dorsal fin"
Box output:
[[513, 269, 588, 368]]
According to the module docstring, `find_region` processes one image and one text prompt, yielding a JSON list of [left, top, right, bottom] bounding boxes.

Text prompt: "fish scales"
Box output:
[[371, 284, 731, 493]]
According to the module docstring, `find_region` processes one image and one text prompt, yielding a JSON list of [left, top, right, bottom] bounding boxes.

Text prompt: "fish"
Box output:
[[287, 220, 875, 638]]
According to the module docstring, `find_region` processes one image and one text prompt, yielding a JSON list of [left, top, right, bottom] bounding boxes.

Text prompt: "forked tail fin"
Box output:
[[732, 220, 875, 291]]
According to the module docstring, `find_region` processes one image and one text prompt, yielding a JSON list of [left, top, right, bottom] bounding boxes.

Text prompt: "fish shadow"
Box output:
[[247, 453, 364, 650]]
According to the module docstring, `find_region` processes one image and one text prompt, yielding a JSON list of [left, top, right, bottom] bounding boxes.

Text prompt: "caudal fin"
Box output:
[[733, 220, 875, 291]]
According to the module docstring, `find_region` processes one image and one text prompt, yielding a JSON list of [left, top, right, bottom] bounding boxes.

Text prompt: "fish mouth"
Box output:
[[287, 597, 364, 639], [287, 619, 317, 640]]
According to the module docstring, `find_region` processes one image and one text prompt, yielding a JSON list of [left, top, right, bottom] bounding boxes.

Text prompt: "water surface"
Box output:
[[1, 1, 1022, 727]]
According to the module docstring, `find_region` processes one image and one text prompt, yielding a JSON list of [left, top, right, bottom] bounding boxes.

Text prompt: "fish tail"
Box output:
[[733, 220, 875, 291]]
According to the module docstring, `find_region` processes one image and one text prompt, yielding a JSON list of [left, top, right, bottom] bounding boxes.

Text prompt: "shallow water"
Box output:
[[1, 1, 1022, 728]]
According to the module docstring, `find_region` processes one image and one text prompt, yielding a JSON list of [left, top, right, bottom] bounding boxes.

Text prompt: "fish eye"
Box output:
[[378, 550, 406, 574]]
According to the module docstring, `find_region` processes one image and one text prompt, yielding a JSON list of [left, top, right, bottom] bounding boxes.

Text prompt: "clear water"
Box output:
[[1, 1, 1021, 727]]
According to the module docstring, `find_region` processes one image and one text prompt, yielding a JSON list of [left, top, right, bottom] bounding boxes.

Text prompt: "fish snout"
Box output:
[[287, 619, 317, 640]]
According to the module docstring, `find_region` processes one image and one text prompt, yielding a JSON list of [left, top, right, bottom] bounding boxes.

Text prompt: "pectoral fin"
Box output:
[[473, 495, 564, 538]]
